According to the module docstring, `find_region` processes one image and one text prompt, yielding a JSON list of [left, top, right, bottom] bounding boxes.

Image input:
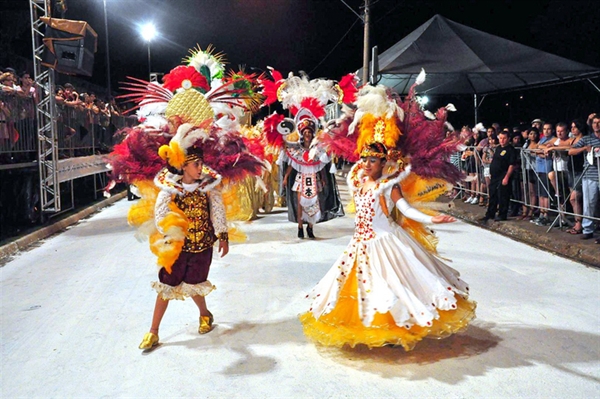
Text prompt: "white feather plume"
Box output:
[[278, 71, 340, 110], [348, 85, 405, 135], [415, 68, 426, 86], [172, 123, 210, 151]]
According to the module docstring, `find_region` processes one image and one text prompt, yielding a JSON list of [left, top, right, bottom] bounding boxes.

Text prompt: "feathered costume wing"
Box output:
[[398, 70, 463, 185], [106, 45, 266, 273]]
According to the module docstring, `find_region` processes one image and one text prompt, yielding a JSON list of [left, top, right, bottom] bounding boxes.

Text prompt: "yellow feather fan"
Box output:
[[400, 173, 451, 204], [127, 180, 160, 232], [149, 204, 189, 274]]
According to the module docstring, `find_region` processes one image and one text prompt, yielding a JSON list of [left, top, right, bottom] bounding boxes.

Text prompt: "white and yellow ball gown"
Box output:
[[300, 164, 476, 350]]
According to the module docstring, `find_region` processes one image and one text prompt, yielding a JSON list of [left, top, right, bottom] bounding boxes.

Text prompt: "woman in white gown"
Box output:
[[300, 142, 476, 350]]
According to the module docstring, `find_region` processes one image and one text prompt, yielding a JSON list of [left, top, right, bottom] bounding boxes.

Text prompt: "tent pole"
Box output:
[[362, 0, 371, 84], [474, 93, 478, 125]]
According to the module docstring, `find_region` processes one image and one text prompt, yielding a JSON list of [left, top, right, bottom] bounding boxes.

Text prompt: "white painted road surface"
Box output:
[[1, 197, 598, 398]]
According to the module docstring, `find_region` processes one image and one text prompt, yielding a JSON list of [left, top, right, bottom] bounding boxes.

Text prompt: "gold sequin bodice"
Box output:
[[174, 190, 216, 253]]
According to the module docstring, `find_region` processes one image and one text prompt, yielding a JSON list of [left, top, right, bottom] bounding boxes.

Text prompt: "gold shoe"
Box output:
[[198, 312, 214, 334], [139, 332, 159, 350]]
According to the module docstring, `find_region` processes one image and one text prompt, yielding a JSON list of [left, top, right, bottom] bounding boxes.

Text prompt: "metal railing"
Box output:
[[1, 93, 136, 162], [450, 144, 600, 232]]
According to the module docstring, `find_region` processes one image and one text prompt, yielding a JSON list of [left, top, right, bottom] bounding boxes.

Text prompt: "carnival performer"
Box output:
[[232, 121, 278, 221], [281, 115, 329, 238], [139, 142, 228, 350], [105, 46, 264, 350], [260, 70, 357, 238], [300, 73, 476, 350]]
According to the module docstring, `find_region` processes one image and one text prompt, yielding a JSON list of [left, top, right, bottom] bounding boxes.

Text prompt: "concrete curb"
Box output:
[[0, 191, 127, 261]]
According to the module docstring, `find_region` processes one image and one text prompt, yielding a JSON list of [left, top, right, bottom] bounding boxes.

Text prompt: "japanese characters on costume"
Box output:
[[106, 46, 264, 305], [260, 70, 358, 230], [300, 71, 476, 350]]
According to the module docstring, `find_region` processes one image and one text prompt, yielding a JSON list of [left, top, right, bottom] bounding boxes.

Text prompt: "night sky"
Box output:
[[2, 0, 600, 127]]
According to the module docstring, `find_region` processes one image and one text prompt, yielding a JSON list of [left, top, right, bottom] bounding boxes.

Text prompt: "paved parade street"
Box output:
[[1, 197, 599, 398]]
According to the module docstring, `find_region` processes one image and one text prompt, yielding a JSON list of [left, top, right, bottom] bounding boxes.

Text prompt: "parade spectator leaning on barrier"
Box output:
[[480, 134, 498, 207], [55, 86, 65, 105], [521, 128, 540, 220], [475, 126, 497, 205], [563, 119, 586, 234], [521, 125, 531, 143], [544, 122, 574, 225], [63, 83, 82, 108], [461, 126, 479, 204], [0, 71, 18, 94], [17, 72, 36, 101], [479, 130, 517, 224], [531, 122, 556, 226], [569, 113, 600, 244]]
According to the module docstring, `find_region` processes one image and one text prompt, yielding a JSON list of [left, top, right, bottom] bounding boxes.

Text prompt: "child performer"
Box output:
[[300, 81, 476, 350], [139, 145, 229, 350], [105, 45, 266, 351]]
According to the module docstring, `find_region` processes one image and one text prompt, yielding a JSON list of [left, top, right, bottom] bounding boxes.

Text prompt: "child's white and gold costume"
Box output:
[[300, 73, 476, 350], [106, 47, 265, 349], [148, 165, 228, 299]]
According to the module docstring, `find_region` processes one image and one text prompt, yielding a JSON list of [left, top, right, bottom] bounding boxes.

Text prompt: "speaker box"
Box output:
[[40, 17, 98, 77]]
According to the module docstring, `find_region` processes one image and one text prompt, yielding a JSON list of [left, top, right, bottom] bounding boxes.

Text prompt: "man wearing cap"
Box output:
[[531, 118, 544, 131], [531, 123, 556, 226]]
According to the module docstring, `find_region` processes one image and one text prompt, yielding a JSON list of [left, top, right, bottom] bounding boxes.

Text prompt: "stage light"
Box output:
[[140, 23, 157, 42]]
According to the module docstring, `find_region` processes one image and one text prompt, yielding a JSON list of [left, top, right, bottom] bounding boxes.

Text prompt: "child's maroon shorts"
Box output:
[[159, 248, 213, 287]]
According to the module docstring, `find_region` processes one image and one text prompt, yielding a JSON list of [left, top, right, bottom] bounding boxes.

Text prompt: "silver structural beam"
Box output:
[[29, 0, 61, 213]]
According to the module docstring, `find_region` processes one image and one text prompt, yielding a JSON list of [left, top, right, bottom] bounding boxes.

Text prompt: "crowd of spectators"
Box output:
[[1, 66, 128, 161], [453, 112, 600, 244], [1, 68, 37, 151]]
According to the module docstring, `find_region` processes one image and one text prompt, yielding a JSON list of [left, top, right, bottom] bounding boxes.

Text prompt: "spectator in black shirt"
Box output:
[[480, 131, 517, 223]]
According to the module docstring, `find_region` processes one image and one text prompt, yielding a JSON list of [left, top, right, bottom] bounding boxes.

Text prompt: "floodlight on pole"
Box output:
[[140, 23, 157, 79]]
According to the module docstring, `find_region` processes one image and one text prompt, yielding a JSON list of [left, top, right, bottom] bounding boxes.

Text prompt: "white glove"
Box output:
[[395, 198, 433, 224]]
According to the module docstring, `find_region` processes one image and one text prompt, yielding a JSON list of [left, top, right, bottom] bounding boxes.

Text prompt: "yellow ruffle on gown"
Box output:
[[300, 166, 476, 351], [299, 265, 475, 351]]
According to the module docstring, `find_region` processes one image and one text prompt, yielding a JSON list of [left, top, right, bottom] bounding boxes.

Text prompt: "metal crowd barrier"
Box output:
[[0, 92, 137, 165], [450, 145, 600, 233]]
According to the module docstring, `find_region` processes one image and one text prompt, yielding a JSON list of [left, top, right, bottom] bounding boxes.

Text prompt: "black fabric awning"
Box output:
[[359, 15, 600, 95]]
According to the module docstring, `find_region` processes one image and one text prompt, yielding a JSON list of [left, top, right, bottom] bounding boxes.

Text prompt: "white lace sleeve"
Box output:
[[209, 189, 228, 239], [154, 190, 172, 234]]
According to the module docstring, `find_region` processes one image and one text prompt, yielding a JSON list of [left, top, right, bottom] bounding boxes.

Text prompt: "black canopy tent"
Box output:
[[359, 15, 600, 122]]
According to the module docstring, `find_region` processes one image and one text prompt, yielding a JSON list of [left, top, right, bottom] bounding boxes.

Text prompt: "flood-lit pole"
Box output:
[[140, 22, 157, 80], [102, 0, 111, 97]]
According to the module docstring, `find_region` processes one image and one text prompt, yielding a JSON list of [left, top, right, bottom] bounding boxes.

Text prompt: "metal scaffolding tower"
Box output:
[[29, 0, 61, 213]]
